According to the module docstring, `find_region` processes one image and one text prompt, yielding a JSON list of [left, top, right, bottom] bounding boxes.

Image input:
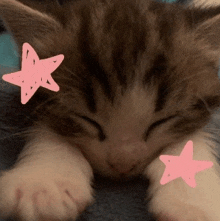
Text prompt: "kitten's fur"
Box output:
[[0, 0, 220, 220]]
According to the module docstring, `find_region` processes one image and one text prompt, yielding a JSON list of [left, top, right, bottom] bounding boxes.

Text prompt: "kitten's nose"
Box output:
[[108, 163, 136, 174]]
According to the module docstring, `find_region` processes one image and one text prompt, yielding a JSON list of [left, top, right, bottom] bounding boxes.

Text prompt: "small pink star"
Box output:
[[2, 43, 64, 104], [159, 140, 213, 188]]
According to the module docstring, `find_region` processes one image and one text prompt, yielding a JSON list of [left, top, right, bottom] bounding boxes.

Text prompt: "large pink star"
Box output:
[[2, 43, 64, 104], [159, 140, 213, 188]]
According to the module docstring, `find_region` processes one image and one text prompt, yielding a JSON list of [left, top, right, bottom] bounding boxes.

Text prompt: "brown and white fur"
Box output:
[[0, 0, 220, 220]]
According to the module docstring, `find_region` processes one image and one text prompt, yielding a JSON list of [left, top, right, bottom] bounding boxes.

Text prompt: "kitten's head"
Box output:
[[1, 0, 220, 179]]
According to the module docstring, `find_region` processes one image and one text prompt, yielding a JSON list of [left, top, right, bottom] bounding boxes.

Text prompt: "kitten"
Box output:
[[0, 0, 220, 220]]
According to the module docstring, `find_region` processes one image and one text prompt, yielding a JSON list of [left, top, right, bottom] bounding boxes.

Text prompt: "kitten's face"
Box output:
[[1, 0, 220, 179]]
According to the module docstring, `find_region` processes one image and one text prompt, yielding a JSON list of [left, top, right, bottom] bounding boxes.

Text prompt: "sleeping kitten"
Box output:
[[0, 0, 220, 220]]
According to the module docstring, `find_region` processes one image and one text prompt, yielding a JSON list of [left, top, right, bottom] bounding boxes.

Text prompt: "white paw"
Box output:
[[151, 201, 209, 221], [0, 168, 94, 220], [148, 193, 210, 221]]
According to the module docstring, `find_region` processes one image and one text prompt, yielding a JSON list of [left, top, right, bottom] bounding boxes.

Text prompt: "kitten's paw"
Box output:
[[149, 198, 209, 221], [0, 169, 94, 220]]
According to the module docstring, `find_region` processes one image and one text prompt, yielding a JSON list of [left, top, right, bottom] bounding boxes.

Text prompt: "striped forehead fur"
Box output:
[[52, 0, 220, 112], [6, 0, 219, 139]]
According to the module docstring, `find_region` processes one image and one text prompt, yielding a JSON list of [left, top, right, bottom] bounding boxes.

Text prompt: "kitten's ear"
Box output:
[[195, 14, 220, 50], [0, 0, 63, 55]]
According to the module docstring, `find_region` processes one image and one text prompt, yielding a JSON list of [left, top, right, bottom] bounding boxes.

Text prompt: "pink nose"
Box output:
[[109, 163, 136, 174]]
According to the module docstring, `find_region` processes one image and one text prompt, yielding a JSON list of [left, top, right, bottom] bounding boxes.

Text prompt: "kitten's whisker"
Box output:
[[196, 95, 213, 114], [205, 127, 220, 131], [55, 76, 73, 81], [33, 96, 58, 113], [60, 65, 82, 80], [0, 130, 30, 141]]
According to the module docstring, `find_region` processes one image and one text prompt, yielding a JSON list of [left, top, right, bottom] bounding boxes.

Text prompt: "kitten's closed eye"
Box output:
[[144, 115, 178, 140], [76, 114, 106, 141], [74, 114, 178, 142]]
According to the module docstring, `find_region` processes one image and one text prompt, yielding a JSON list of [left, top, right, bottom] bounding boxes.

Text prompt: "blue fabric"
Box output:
[[0, 33, 19, 68]]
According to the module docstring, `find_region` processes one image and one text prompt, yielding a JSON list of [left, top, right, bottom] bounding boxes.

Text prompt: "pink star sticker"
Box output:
[[159, 140, 213, 188], [2, 43, 64, 104]]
